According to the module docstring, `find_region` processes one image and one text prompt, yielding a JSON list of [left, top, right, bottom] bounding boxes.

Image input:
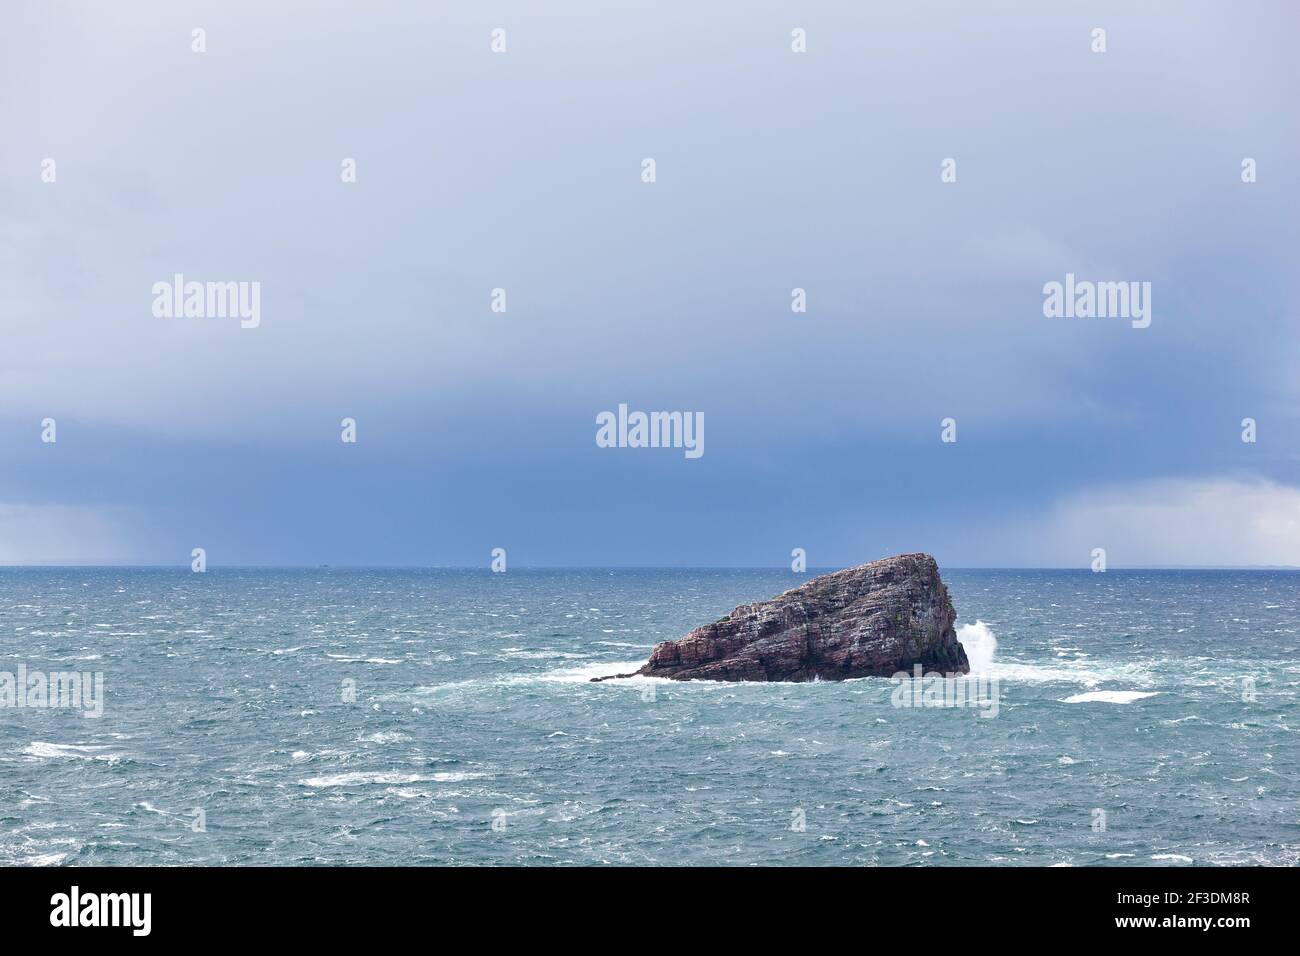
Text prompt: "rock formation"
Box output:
[[594, 553, 968, 682]]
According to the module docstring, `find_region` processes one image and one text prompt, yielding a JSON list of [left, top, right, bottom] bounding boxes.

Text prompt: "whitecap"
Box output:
[[1062, 691, 1161, 704], [298, 770, 488, 787], [358, 731, 409, 744], [958, 621, 1158, 688], [530, 660, 652, 684], [22, 742, 122, 761], [498, 649, 588, 661], [383, 787, 426, 799]]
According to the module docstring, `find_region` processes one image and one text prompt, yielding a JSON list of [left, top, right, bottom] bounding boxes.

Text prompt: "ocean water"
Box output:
[[1, 567, 1297, 867]]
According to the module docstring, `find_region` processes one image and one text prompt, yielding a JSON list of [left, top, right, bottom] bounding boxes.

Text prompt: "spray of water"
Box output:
[[957, 620, 997, 673]]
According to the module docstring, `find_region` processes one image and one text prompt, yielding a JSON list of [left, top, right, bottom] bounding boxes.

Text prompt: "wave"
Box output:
[[1062, 691, 1161, 704], [298, 770, 488, 787], [498, 649, 589, 661], [358, 731, 410, 744], [958, 621, 1164, 688], [22, 742, 124, 762], [531, 660, 652, 683]]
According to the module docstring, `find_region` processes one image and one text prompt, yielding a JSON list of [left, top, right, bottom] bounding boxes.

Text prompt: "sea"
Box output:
[[1, 567, 1296, 866]]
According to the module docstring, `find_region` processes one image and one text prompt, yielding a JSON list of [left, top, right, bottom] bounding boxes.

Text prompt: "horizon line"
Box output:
[[1, 564, 1298, 572]]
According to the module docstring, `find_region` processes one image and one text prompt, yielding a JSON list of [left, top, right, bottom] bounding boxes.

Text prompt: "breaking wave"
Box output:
[[298, 771, 488, 787], [1062, 690, 1161, 704]]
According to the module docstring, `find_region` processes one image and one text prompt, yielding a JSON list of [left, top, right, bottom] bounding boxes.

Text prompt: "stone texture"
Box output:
[[597, 553, 968, 683]]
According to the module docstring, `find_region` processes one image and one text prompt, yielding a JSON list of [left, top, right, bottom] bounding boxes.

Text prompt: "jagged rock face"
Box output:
[[638, 553, 969, 682]]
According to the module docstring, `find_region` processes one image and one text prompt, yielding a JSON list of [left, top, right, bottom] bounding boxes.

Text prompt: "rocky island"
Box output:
[[594, 553, 968, 682]]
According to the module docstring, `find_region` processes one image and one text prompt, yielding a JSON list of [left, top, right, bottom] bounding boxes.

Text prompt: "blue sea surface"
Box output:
[[1, 568, 1297, 866]]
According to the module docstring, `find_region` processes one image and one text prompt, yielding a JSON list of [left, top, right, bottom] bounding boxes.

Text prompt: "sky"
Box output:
[[2, 0, 1298, 567]]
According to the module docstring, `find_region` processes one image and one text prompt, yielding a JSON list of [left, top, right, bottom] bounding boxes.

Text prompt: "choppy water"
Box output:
[[1, 568, 1297, 866]]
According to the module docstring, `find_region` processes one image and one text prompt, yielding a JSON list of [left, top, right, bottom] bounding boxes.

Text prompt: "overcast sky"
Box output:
[[2, 1, 1298, 566]]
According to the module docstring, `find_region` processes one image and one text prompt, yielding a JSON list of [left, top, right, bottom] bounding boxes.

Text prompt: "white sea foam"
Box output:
[[22, 742, 122, 761], [358, 731, 409, 744], [408, 658, 655, 697], [499, 649, 588, 661], [964, 621, 1125, 684], [298, 770, 488, 787], [1062, 691, 1161, 704], [957, 623, 1157, 687], [951, 624, 1175, 691], [384, 787, 426, 799], [996, 660, 1153, 686], [532, 660, 653, 684]]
